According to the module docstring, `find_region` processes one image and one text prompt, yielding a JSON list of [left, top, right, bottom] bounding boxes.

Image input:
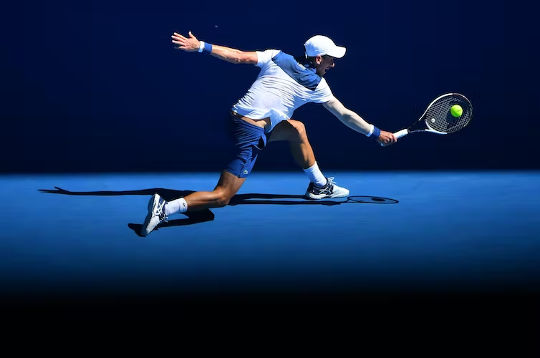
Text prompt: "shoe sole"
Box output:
[[141, 194, 160, 237], [305, 190, 350, 200]]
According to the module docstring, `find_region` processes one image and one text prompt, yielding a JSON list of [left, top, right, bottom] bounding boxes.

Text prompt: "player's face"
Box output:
[[315, 55, 336, 76]]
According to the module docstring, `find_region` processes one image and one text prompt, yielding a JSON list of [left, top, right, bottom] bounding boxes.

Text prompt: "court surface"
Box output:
[[1, 170, 539, 301]]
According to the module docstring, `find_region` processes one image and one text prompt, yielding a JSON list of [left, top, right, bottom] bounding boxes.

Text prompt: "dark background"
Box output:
[[2, 2, 540, 345], [3, 0, 539, 172]]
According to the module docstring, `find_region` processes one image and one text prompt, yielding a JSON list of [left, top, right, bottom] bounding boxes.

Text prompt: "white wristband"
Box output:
[[198, 41, 205, 53]]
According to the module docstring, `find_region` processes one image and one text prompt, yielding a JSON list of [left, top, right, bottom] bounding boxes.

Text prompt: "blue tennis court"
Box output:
[[2, 170, 540, 347], [2, 170, 539, 296]]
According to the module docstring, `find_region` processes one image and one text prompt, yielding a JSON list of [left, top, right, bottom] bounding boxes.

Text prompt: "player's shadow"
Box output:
[[39, 186, 398, 236]]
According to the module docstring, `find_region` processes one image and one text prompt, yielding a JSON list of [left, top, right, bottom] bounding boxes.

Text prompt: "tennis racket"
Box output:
[[384, 93, 473, 145]]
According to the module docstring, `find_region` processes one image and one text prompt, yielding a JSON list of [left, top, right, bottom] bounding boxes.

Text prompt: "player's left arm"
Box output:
[[323, 97, 396, 146], [171, 31, 258, 64]]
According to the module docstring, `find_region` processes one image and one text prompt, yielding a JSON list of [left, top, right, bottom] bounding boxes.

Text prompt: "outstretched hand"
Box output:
[[171, 31, 200, 52], [378, 130, 397, 146]]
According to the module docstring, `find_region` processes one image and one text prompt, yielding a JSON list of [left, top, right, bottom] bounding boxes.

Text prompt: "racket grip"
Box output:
[[394, 129, 409, 139], [380, 128, 409, 147]]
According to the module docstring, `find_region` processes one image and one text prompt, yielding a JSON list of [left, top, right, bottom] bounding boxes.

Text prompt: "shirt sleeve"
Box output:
[[310, 78, 335, 103], [256, 49, 281, 68]]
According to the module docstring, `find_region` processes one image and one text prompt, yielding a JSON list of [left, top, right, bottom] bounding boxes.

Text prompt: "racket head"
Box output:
[[411, 93, 473, 134]]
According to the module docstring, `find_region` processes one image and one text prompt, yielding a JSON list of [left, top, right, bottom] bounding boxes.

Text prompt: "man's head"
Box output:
[[304, 35, 346, 76]]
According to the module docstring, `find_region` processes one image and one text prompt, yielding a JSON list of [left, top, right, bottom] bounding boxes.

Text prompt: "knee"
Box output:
[[289, 120, 307, 140], [214, 190, 233, 207]]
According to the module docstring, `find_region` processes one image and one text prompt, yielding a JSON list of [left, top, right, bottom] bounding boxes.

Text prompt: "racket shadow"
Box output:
[[39, 187, 398, 235], [230, 193, 398, 205]]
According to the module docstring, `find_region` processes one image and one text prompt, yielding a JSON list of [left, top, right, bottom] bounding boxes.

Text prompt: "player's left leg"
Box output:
[[140, 171, 245, 237], [140, 114, 267, 237], [268, 119, 349, 199]]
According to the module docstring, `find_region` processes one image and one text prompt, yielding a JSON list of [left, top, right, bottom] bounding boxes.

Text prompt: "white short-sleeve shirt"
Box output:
[[232, 49, 334, 132]]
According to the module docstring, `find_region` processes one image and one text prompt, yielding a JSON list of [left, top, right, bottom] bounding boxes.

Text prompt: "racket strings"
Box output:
[[424, 95, 472, 134]]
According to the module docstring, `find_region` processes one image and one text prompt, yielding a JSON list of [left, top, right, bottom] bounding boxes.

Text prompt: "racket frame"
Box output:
[[395, 92, 472, 138]]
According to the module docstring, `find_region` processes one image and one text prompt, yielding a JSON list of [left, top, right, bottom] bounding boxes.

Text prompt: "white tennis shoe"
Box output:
[[305, 177, 349, 200], [140, 194, 168, 237]]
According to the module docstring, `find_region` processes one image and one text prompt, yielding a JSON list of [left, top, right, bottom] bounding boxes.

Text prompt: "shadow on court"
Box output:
[[39, 186, 398, 236]]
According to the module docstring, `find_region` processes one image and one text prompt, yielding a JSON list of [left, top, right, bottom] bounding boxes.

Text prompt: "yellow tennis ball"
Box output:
[[450, 105, 463, 117]]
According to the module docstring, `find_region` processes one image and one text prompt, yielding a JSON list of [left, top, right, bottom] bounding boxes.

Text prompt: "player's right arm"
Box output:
[[323, 97, 397, 146], [171, 31, 258, 64]]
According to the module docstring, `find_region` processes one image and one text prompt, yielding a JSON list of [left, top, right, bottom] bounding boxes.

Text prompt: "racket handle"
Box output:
[[394, 129, 409, 139], [380, 128, 409, 147]]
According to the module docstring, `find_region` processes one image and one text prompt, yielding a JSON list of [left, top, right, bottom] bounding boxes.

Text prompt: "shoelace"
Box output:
[[314, 177, 336, 194], [323, 177, 336, 194], [155, 199, 168, 222]]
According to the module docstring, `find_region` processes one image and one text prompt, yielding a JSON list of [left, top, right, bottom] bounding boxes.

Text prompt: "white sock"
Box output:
[[164, 198, 188, 216], [303, 162, 327, 187]]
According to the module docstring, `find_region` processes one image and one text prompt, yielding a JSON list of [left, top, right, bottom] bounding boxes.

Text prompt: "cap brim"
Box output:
[[326, 46, 346, 58]]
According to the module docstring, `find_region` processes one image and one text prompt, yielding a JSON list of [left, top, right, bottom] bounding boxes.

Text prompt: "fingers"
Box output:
[[172, 32, 187, 40], [171, 33, 188, 47], [171, 31, 196, 40], [385, 131, 396, 143], [171, 31, 201, 52], [171, 36, 188, 50], [378, 133, 397, 147], [172, 40, 190, 50], [172, 41, 186, 49]]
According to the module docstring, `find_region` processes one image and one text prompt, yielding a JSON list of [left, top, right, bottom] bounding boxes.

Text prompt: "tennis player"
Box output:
[[140, 32, 396, 236]]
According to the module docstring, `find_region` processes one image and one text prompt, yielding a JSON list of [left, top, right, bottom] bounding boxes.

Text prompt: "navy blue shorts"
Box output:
[[224, 114, 267, 178]]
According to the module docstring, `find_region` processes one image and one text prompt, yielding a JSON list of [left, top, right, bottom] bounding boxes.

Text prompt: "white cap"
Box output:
[[304, 35, 346, 58]]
